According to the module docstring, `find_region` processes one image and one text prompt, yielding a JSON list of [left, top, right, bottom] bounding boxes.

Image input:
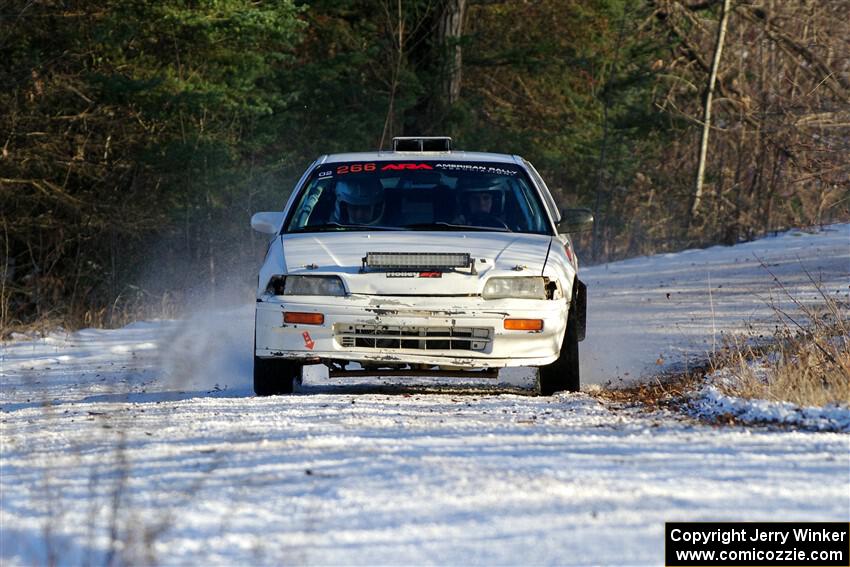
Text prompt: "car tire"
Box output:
[[537, 291, 580, 395], [253, 356, 301, 396]]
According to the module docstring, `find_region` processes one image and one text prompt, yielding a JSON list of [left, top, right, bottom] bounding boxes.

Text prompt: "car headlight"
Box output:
[[482, 277, 546, 299], [285, 275, 346, 296], [266, 275, 346, 296]]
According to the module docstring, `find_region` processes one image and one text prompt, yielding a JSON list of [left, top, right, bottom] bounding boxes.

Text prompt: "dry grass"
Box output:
[[710, 267, 850, 408], [712, 320, 850, 408], [1, 290, 183, 339], [596, 270, 849, 414]]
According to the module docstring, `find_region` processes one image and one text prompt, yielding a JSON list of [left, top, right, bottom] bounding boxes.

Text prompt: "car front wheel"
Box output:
[[537, 293, 580, 395], [253, 356, 301, 396]]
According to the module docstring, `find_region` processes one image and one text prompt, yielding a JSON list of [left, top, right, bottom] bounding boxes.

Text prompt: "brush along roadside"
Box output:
[[593, 295, 850, 432], [723, 261, 850, 409], [691, 300, 849, 432], [1, 288, 183, 339]]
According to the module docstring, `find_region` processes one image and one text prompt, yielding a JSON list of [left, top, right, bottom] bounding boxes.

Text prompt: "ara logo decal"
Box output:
[[302, 331, 315, 350], [381, 163, 434, 171], [418, 272, 442, 278]]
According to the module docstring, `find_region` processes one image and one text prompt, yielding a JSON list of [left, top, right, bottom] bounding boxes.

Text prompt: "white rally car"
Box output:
[[251, 137, 592, 395]]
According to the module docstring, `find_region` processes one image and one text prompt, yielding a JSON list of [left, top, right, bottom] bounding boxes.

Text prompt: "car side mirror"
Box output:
[[557, 208, 594, 233], [251, 212, 284, 235]]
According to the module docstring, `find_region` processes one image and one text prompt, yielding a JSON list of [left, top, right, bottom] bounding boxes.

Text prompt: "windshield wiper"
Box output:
[[401, 222, 511, 232], [292, 222, 402, 233]]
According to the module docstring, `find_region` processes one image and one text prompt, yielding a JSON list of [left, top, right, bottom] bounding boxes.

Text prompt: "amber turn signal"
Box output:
[[503, 319, 543, 331], [284, 312, 324, 325]]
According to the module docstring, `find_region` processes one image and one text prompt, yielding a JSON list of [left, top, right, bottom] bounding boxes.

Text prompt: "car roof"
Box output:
[[320, 151, 522, 165]]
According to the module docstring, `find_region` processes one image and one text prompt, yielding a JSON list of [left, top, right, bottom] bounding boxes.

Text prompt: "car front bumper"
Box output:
[[255, 294, 568, 368]]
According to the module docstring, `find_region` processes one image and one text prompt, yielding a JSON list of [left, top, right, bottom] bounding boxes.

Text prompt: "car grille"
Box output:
[[335, 324, 492, 352]]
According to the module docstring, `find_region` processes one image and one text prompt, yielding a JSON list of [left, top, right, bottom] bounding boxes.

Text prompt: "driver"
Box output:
[[454, 178, 504, 227], [466, 190, 494, 217], [332, 178, 385, 225]]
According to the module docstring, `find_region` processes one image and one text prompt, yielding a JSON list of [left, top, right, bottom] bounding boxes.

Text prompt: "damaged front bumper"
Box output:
[[255, 294, 568, 368]]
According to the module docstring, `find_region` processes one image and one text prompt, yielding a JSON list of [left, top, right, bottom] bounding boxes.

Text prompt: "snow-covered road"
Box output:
[[2, 225, 849, 565]]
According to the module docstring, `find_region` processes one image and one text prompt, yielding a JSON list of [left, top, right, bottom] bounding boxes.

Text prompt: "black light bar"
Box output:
[[392, 137, 452, 152], [363, 252, 471, 270]]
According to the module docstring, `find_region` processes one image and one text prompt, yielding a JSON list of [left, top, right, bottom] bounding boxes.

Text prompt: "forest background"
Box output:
[[1, 0, 848, 330]]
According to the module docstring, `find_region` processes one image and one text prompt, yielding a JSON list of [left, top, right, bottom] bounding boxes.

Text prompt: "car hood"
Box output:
[[280, 231, 553, 295]]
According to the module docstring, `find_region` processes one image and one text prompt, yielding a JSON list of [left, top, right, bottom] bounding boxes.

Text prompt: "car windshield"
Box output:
[[284, 161, 552, 234]]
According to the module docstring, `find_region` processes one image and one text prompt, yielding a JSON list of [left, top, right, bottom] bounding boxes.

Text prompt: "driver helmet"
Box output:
[[457, 177, 504, 215], [334, 178, 385, 225]]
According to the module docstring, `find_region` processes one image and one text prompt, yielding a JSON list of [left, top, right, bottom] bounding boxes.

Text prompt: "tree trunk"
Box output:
[[690, 0, 732, 220], [438, 0, 466, 106], [403, 0, 466, 134]]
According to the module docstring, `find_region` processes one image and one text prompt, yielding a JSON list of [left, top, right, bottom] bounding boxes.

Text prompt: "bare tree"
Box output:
[[403, 0, 468, 134], [690, 0, 732, 220], [439, 0, 467, 106]]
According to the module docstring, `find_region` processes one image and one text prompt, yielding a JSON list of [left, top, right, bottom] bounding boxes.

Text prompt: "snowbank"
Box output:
[[688, 381, 850, 432]]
